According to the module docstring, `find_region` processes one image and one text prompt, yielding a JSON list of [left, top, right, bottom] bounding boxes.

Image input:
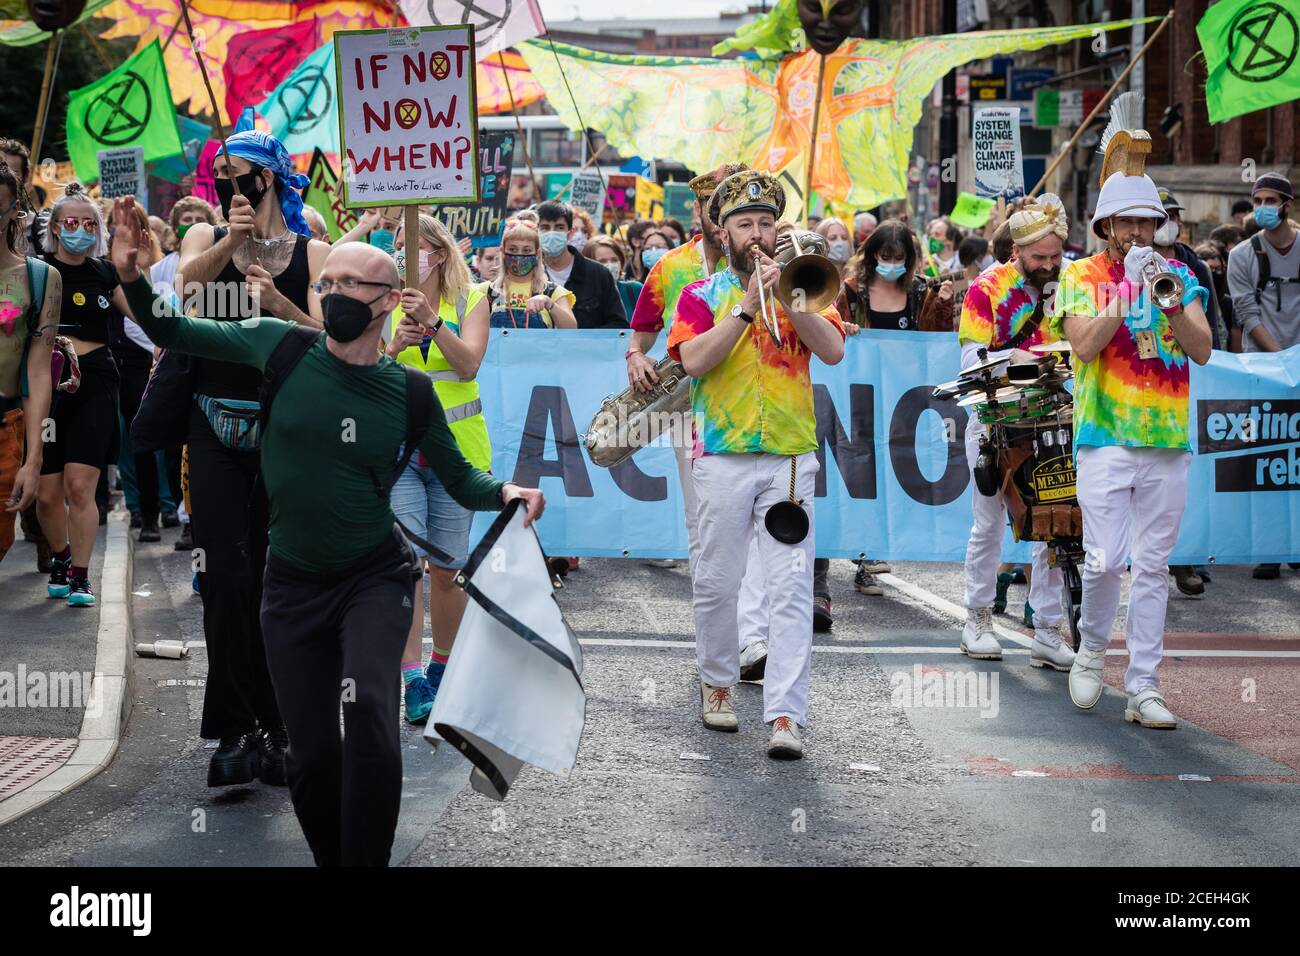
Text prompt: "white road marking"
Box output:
[[576, 638, 1300, 659], [875, 572, 1034, 648]]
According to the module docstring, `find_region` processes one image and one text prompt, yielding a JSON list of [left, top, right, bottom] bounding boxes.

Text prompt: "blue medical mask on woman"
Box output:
[[59, 226, 97, 254], [1254, 205, 1283, 230], [539, 231, 569, 256], [875, 260, 906, 282], [642, 248, 668, 269]]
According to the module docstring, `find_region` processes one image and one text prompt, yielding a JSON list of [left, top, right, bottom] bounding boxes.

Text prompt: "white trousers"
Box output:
[[691, 451, 818, 724], [674, 438, 767, 650], [1076, 445, 1191, 695], [962, 419, 1063, 623]]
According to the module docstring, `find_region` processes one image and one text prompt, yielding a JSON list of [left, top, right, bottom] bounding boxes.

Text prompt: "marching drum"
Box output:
[[941, 354, 1086, 649]]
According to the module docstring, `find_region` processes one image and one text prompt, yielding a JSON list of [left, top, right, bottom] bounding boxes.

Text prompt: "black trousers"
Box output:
[[118, 344, 161, 519], [260, 529, 419, 867], [187, 405, 279, 739]]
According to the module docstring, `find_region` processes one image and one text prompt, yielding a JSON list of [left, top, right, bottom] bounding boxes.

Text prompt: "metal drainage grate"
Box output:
[[0, 736, 78, 801]]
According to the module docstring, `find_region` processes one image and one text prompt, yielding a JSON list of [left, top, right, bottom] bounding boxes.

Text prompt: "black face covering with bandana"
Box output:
[[321, 291, 387, 343], [214, 170, 270, 220]]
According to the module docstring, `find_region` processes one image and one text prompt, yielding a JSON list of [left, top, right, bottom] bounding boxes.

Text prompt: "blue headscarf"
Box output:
[[217, 112, 312, 237]]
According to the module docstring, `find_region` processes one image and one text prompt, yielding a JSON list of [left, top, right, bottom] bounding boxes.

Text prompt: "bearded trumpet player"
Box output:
[[1046, 93, 1211, 730], [667, 170, 845, 760]]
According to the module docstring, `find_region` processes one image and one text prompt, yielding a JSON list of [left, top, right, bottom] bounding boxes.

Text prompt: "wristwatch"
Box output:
[[731, 305, 755, 324], [430, 316, 445, 335]]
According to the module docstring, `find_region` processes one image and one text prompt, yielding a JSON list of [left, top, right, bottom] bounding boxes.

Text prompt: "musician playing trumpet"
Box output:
[[667, 170, 844, 759], [1048, 128, 1211, 730]]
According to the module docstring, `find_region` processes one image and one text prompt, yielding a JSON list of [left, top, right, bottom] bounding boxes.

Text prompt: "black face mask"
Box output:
[[214, 170, 269, 220], [321, 291, 387, 343]]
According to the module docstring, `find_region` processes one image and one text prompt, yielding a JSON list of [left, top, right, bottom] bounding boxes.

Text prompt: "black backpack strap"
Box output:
[[370, 365, 460, 568], [258, 324, 321, 432], [1250, 233, 1276, 308]]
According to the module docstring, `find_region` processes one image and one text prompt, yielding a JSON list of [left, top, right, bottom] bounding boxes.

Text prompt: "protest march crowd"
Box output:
[[1, 0, 1297, 868]]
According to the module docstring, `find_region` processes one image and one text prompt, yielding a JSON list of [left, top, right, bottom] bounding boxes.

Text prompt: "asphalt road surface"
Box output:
[[2, 536, 1297, 867]]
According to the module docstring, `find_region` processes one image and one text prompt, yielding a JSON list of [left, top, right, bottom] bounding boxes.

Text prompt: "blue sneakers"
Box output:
[[425, 659, 446, 695], [67, 576, 96, 607], [404, 677, 436, 725], [47, 556, 71, 599]]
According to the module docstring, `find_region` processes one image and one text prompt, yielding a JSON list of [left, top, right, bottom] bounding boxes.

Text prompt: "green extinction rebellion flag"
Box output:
[[65, 40, 183, 182], [302, 149, 358, 242], [1199, 0, 1300, 123]]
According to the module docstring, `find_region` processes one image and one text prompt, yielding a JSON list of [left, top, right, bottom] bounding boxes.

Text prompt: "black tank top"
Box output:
[[192, 228, 311, 400]]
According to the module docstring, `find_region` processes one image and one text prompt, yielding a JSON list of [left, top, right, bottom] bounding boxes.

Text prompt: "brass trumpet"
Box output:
[[750, 231, 843, 343]]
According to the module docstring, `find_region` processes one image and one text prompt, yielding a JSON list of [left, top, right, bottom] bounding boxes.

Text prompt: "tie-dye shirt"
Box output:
[[631, 236, 721, 334], [959, 260, 1057, 350], [667, 269, 844, 456], [1047, 252, 1208, 450]]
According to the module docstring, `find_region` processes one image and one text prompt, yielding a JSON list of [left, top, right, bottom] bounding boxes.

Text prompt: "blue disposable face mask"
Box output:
[[1254, 205, 1283, 230], [539, 231, 569, 256], [370, 228, 394, 253], [875, 260, 906, 282], [642, 247, 668, 269], [59, 226, 97, 254]]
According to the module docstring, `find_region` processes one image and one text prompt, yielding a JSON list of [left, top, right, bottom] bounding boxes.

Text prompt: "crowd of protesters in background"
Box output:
[[4, 127, 1295, 746]]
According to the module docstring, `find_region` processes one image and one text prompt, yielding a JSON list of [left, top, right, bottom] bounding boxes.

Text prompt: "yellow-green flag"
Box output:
[[1199, 0, 1300, 123], [65, 39, 183, 182]]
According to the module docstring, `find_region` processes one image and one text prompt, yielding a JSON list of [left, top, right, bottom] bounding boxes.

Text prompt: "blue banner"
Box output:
[[469, 331, 1300, 564]]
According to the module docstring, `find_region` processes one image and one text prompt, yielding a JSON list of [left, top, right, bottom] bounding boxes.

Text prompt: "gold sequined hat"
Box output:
[[707, 169, 786, 227], [688, 162, 750, 203], [1008, 193, 1069, 246]]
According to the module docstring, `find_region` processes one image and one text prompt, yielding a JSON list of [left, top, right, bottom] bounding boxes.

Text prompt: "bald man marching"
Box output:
[[109, 197, 544, 867]]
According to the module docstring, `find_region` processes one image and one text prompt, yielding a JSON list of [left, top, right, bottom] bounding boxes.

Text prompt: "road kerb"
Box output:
[[0, 513, 134, 829]]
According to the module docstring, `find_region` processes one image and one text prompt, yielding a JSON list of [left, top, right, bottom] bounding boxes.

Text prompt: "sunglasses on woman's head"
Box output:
[[59, 217, 99, 231]]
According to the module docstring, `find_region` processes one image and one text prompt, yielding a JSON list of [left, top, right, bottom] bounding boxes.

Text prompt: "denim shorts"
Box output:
[[390, 456, 473, 568]]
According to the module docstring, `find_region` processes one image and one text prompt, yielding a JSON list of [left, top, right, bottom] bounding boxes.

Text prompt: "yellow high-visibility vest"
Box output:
[[391, 287, 491, 471]]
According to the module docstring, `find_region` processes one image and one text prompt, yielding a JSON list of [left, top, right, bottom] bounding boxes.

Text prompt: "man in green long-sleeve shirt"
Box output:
[[111, 198, 544, 866]]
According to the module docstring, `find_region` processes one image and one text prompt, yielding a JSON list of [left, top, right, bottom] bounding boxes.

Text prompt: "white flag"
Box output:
[[399, 0, 545, 60]]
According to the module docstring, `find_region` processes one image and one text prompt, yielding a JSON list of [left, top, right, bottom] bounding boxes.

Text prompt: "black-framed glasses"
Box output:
[[311, 278, 393, 295]]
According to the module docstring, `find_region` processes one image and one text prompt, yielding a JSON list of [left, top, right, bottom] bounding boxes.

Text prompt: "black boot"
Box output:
[[161, 510, 180, 529], [138, 514, 161, 543], [257, 725, 290, 787], [1170, 565, 1204, 596], [173, 522, 193, 552], [207, 734, 261, 787]]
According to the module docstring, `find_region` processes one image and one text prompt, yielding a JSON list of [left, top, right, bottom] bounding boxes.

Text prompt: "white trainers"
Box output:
[[643, 558, 679, 569], [1125, 689, 1178, 729], [767, 716, 803, 759], [1068, 646, 1107, 709], [701, 681, 738, 732], [960, 607, 1002, 660], [1029, 622, 1076, 671], [739, 639, 768, 682]]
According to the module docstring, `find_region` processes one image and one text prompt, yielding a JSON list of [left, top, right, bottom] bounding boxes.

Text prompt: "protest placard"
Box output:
[[635, 176, 663, 219], [972, 107, 1024, 199], [948, 192, 997, 229], [663, 182, 694, 221], [335, 25, 479, 208], [604, 173, 636, 222], [427, 129, 514, 248], [97, 147, 146, 206], [568, 170, 606, 220]]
